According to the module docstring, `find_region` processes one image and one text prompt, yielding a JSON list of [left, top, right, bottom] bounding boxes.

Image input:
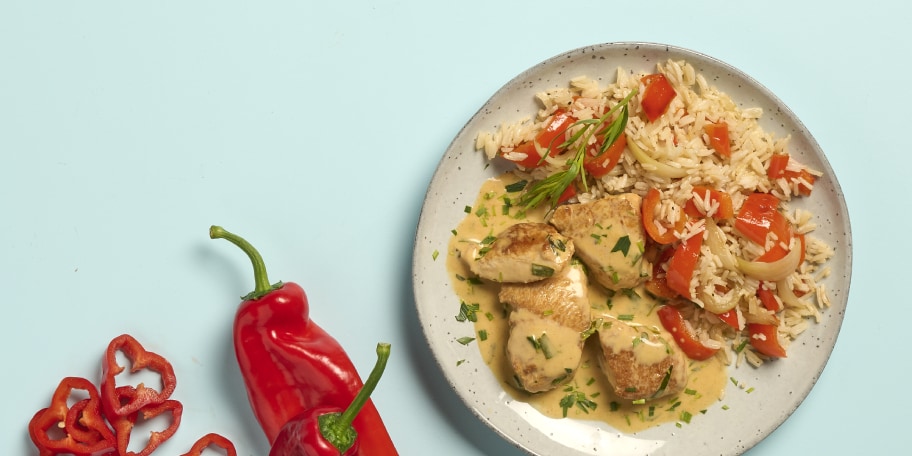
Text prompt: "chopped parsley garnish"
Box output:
[[611, 235, 631, 256], [464, 205, 472, 214], [478, 329, 488, 341], [432, 250, 439, 260]]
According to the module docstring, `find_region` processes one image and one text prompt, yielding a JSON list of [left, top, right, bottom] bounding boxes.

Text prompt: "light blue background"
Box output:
[[1, 1, 904, 454]]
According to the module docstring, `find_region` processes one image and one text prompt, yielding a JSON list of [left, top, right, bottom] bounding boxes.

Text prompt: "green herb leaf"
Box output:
[[531, 263, 555, 278], [517, 89, 638, 212], [456, 336, 475, 345], [455, 302, 480, 322], [611, 235, 631, 256], [505, 180, 528, 193]]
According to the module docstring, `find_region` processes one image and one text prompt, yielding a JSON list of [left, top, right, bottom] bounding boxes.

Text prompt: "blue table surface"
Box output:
[[2, 1, 906, 454]]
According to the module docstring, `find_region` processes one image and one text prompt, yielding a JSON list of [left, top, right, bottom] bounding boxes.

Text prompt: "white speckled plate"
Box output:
[[412, 42, 852, 456]]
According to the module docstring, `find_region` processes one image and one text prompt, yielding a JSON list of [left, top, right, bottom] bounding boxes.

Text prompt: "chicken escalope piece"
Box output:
[[549, 194, 651, 291], [461, 222, 574, 283], [594, 317, 688, 401], [499, 262, 590, 393]]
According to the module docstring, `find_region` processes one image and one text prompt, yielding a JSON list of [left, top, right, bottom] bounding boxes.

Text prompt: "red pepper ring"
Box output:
[[129, 399, 184, 456], [180, 432, 238, 456], [105, 386, 183, 456], [28, 376, 116, 455], [100, 333, 177, 419], [108, 386, 140, 456], [65, 399, 115, 446]]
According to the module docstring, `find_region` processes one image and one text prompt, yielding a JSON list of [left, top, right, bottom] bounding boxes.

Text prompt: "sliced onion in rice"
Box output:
[[775, 278, 804, 309], [705, 218, 737, 270], [736, 237, 802, 281], [627, 139, 689, 179], [743, 308, 779, 325], [699, 287, 737, 314]]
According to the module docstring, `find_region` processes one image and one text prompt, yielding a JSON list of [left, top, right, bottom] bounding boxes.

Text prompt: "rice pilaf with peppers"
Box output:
[[473, 59, 834, 370]]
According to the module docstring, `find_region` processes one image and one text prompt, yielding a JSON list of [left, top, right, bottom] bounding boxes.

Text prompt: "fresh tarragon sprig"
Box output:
[[517, 88, 639, 212]]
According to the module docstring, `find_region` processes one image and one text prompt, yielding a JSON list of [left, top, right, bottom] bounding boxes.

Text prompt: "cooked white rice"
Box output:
[[475, 59, 833, 367]]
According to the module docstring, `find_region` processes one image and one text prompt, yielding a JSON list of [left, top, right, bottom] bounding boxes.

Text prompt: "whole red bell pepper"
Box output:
[[209, 226, 398, 455], [269, 342, 392, 455]]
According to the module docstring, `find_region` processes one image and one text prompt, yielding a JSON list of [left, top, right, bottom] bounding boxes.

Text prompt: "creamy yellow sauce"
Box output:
[[446, 173, 727, 432]]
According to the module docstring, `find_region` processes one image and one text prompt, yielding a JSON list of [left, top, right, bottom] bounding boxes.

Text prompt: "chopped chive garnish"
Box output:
[[618, 314, 635, 321], [432, 250, 439, 260], [680, 411, 693, 424], [455, 302, 480, 322], [539, 333, 555, 359], [531, 263, 555, 277], [456, 336, 475, 345], [464, 205, 472, 213], [622, 288, 641, 300], [478, 330, 488, 341], [734, 339, 749, 353]]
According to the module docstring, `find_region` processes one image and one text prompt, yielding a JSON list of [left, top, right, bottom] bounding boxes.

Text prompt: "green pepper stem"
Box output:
[[209, 225, 280, 300], [333, 342, 391, 429]]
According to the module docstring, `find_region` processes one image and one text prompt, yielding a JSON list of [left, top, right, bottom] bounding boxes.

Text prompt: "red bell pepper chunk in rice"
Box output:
[[747, 323, 787, 358], [657, 305, 719, 361], [665, 232, 704, 299], [557, 182, 577, 204], [583, 131, 627, 178], [642, 188, 686, 245], [535, 108, 576, 152], [767, 153, 816, 196], [683, 186, 734, 220], [703, 121, 731, 157], [644, 246, 678, 300], [503, 141, 544, 168], [755, 232, 806, 265], [503, 109, 578, 169], [757, 282, 782, 312], [734, 192, 793, 249], [640, 73, 676, 122], [714, 309, 743, 331]]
